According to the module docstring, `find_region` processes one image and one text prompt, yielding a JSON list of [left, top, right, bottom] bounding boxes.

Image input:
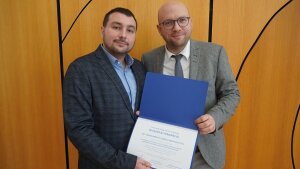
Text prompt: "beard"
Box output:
[[104, 40, 134, 58], [166, 36, 189, 53]]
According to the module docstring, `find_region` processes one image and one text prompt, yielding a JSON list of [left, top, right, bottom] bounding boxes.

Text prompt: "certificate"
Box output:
[[127, 118, 198, 169], [127, 73, 208, 169]]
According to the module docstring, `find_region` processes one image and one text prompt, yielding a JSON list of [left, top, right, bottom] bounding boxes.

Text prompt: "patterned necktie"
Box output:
[[172, 54, 184, 77]]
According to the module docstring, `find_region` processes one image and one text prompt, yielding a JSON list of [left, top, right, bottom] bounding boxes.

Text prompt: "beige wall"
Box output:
[[213, 0, 300, 168], [0, 0, 66, 169], [0, 0, 299, 168]]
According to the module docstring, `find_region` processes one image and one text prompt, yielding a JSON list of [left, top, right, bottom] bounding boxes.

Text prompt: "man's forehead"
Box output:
[[158, 4, 189, 21]]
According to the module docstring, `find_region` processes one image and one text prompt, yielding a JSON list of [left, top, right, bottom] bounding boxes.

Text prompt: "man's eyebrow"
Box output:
[[111, 21, 122, 25], [111, 22, 135, 27], [111, 21, 136, 29], [127, 25, 136, 29]]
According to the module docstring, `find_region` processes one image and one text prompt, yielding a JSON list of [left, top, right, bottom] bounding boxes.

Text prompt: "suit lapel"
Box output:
[[95, 47, 133, 113], [189, 40, 200, 80], [154, 47, 165, 73], [131, 62, 143, 113]]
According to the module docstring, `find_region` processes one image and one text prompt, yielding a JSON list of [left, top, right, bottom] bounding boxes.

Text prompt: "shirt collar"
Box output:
[[101, 44, 134, 67], [165, 40, 190, 60]]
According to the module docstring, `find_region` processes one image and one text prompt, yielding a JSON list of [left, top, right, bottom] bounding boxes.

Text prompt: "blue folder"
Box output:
[[140, 72, 208, 130]]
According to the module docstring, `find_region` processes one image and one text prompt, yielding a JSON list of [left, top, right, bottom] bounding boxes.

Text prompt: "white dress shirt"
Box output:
[[163, 40, 190, 78]]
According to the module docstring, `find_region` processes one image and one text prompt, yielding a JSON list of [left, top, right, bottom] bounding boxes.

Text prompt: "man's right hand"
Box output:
[[135, 157, 151, 169]]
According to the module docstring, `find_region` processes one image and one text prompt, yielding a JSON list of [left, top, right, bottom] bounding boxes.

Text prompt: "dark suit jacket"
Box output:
[[63, 45, 145, 169], [141, 40, 240, 169]]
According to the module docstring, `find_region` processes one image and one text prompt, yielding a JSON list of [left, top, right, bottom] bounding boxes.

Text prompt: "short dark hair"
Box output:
[[103, 7, 137, 30]]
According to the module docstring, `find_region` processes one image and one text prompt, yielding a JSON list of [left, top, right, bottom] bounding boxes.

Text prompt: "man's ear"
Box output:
[[157, 25, 162, 36], [100, 26, 104, 37]]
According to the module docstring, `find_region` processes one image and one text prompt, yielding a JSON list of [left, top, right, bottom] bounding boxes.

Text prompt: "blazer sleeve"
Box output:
[[207, 46, 240, 131], [63, 61, 137, 169]]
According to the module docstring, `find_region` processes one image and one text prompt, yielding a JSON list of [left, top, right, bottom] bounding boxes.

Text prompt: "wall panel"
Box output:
[[0, 0, 66, 169], [213, 0, 288, 75], [61, 0, 209, 68], [213, 0, 300, 168]]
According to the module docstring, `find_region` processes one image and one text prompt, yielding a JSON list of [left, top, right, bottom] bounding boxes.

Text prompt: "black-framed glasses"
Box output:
[[159, 17, 190, 29]]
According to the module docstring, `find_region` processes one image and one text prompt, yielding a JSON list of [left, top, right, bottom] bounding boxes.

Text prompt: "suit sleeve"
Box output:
[[207, 46, 240, 131], [63, 61, 137, 169]]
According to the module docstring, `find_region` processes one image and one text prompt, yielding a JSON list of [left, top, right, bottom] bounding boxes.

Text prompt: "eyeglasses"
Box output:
[[159, 17, 190, 29]]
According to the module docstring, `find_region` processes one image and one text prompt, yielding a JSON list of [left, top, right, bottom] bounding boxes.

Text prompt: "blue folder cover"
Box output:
[[140, 72, 208, 130]]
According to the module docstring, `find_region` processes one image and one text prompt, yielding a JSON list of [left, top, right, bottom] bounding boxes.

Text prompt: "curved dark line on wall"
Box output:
[[62, 0, 93, 43], [232, 0, 297, 168], [235, 0, 293, 81], [291, 104, 300, 169], [56, 0, 93, 168], [56, 0, 69, 169]]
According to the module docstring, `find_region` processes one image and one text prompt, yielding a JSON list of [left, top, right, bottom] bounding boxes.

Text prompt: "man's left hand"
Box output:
[[195, 114, 216, 135]]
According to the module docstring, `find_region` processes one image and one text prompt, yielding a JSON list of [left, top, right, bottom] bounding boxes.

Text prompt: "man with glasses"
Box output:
[[142, 1, 240, 169]]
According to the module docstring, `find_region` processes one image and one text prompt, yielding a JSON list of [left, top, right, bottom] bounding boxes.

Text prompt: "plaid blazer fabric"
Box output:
[[63, 45, 145, 169]]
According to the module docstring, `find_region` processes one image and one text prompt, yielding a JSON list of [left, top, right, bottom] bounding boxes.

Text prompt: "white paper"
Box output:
[[127, 118, 198, 169]]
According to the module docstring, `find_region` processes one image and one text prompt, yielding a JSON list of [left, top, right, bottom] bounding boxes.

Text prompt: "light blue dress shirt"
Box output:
[[101, 45, 137, 111]]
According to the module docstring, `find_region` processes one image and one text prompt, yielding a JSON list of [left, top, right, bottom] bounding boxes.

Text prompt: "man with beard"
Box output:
[[63, 7, 151, 169]]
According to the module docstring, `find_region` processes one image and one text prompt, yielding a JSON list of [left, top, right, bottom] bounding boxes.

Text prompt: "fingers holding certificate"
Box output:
[[135, 157, 152, 169]]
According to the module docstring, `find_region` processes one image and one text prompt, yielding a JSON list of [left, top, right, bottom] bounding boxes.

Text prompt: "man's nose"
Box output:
[[119, 29, 127, 38], [172, 21, 181, 31]]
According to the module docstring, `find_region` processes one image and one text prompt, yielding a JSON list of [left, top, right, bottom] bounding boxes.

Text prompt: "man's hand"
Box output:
[[195, 114, 216, 135], [135, 157, 151, 169]]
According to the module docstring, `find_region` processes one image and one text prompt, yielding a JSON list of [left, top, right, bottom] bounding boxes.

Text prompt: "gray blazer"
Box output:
[[63, 45, 145, 169], [141, 40, 240, 169]]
